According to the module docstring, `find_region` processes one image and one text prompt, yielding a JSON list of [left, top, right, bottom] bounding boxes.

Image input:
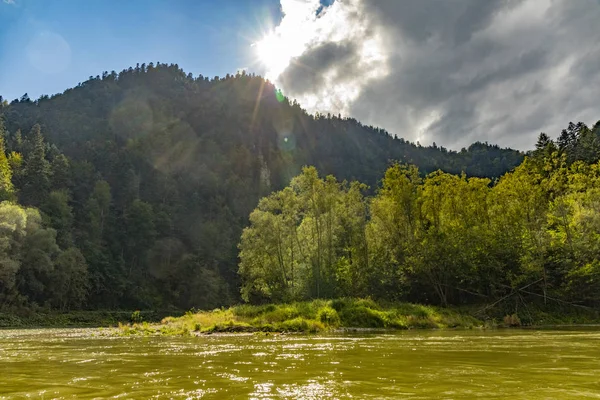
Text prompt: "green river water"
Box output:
[[1, 328, 600, 399]]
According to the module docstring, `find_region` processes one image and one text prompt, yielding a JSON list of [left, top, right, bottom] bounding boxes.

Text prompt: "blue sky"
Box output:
[[0, 0, 282, 101], [1, 0, 598, 149]]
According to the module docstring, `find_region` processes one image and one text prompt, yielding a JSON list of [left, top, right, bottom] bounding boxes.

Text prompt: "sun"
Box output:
[[254, 32, 293, 81]]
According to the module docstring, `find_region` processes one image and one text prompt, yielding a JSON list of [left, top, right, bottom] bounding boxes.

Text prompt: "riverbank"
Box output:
[[3, 298, 598, 333], [0, 310, 166, 328], [113, 299, 483, 336], [113, 298, 600, 336]]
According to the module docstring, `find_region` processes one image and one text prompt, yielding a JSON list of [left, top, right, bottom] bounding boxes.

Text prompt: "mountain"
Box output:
[[0, 63, 524, 310]]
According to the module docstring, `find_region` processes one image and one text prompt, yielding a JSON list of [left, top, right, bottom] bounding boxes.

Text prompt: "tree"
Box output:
[[82, 180, 120, 307], [0, 202, 28, 307], [334, 181, 369, 297], [85, 180, 112, 243], [239, 167, 368, 302], [49, 248, 89, 311], [533, 132, 557, 162], [50, 154, 71, 190], [239, 187, 303, 302], [21, 124, 51, 206], [16, 207, 60, 305], [576, 125, 600, 164], [368, 164, 421, 299], [124, 199, 156, 273], [43, 190, 74, 248], [0, 120, 14, 201]]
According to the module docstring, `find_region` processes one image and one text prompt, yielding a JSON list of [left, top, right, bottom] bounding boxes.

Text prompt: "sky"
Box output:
[[0, 0, 282, 99], [1, 0, 599, 150]]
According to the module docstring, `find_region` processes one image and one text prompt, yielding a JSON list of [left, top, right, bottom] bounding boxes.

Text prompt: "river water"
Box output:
[[1, 328, 600, 399]]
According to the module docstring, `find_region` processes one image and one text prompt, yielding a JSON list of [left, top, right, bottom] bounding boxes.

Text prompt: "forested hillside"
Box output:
[[0, 62, 529, 311]]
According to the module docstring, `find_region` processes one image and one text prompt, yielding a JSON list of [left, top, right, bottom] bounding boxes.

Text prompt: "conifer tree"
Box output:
[[21, 124, 51, 206], [0, 119, 14, 201]]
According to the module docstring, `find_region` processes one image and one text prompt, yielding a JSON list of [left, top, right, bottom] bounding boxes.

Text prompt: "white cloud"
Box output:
[[255, 0, 388, 117], [3, 0, 16, 5], [259, 0, 600, 150]]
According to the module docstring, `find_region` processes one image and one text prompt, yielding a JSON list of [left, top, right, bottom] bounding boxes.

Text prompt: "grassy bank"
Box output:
[[3, 299, 597, 333], [114, 299, 482, 336]]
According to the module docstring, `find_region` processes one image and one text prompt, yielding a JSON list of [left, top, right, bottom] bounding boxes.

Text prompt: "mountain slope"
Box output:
[[0, 63, 524, 310]]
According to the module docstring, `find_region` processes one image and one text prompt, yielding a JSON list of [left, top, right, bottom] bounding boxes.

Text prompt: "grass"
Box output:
[[112, 298, 483, 336]]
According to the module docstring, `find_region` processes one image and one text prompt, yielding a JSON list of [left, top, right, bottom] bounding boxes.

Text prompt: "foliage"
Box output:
[[240, 123, 600, 310], [503, 314, 521, 327], [0, 63, 596, 315], [131, 310, 142, 323]]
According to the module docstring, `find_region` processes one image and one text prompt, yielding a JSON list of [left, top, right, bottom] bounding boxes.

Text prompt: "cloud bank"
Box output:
[[263, 0, 600, 150]]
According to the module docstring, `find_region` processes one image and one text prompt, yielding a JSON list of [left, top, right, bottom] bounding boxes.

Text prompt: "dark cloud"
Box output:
[[271, 0, 600, 150], [279, 41, 359, 95], [363, 0, 514, 45]]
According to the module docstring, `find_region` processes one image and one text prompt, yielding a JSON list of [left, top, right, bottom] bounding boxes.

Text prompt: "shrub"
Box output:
[[131, 310, 142, 323], [317, 307, 340, 327], [233, 304, 276, 318], [406, 316, 438, 329], [278, 317, 324, 333], [330, 298, 351, 312], [353, 298, 380, 310], [262, 306, 299, 323], [339, 306, 386, 328], [503, 314, 521, 327]]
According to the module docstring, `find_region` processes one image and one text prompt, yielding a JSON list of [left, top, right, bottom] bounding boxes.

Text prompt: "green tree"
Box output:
[[21, 124, 51, 206], [16, 207, 60, 305], [0, 120, 14, 201], [42, 190, 74, 248], [86, 180, 112, 243], [367, 164, 421, 299], [239, 167, 367, 302], [0, 202, 28, 307], [50, 154, 72, 190], [124, 199, 156, 278], [49, 248, 89, 311]]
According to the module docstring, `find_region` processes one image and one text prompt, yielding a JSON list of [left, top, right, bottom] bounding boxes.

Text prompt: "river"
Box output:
[[1, 328, 600, 399]]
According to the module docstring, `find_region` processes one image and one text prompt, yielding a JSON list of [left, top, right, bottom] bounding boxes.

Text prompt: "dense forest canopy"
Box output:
[[0, 62, 595, 312], [240, 161, 600, 305], [240, 120, 600, 309]]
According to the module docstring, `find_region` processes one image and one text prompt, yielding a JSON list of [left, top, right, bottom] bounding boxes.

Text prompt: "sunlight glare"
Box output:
[[254, 32, 293, 81]]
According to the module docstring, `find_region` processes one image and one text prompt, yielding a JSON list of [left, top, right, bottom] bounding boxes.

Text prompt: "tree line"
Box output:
[[240, 120, 600, 308], [0, 63, 549, 312]]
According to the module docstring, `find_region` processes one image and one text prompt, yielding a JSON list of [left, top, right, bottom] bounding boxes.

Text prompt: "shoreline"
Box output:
[[107, 299, 600, 337], [2, 299, 599, 334]]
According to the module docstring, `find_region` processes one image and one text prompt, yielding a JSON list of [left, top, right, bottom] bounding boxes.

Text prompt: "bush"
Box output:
[[339, 306, 386, 328], [278, 317, 323, 333], [503, 314, 521, 327], [131, 310, 142, 323], [395, 303, 432, 318], [262, 306, 299, 323], [330, 298, 351, 312], [405, 316, 438, 329], [353, 298, 381, 310], [232, 304, 276, 318], [208, 321, 256, 333], [317, 307, 340, 327]]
